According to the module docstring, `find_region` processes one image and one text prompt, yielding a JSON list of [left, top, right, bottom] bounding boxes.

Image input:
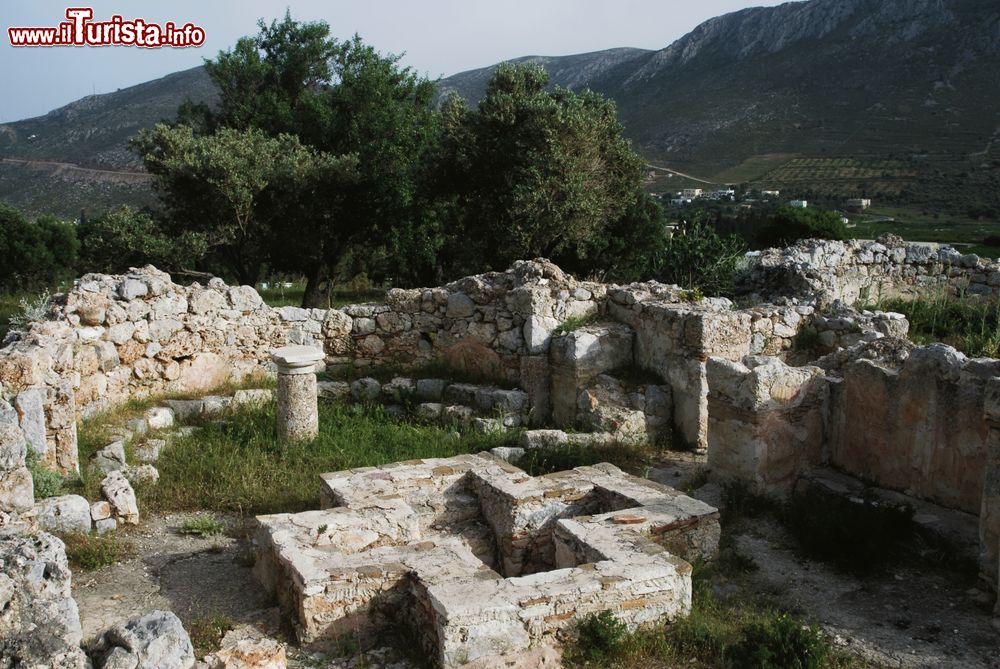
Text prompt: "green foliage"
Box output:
[[25, 449, 63, 499], [133, 123, 357, 286], [62, 532, 135, 570], [77, 206, 198, 274], [436, 63, 644, 275], [518, 442, 651, 478], [178, 514, 226, 538], [758, 206, 848, 248], [727, 613, 830, 669], [871, 294, 1000, 357], [573, 610, 629, 663], [784, 489, 914, 574], [0, 203, 78, 291], [651, 222, 747, 296]]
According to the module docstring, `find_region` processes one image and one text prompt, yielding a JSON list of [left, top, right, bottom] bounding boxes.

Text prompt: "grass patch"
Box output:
[[553, 314, 599, 336], [62, 532, 135, 570], [563, 558, 853, 669], [178, 514, 226, 538], [868, 293, 1000, 357], [142, 400, 520, 515], [319, 360, 519, 390], [187, 612, 235, 656]]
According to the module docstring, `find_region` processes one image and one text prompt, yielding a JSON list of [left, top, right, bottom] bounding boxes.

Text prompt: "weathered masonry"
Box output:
[[2, 234, 1000, 627]]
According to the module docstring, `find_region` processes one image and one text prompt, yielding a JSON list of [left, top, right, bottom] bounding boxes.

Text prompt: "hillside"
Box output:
[[2, 0, 999, 218], [441, 0, 1000, 214]]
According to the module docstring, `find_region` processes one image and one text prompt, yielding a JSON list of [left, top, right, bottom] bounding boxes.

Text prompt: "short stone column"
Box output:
[[272, 346, 325, 442]]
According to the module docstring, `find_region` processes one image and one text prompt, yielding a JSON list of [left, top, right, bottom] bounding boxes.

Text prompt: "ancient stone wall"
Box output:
[[740, 237, 1000, 306]]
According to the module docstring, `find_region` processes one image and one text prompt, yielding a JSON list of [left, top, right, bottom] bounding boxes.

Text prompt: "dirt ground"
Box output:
[[71, 455, 1000, 669]]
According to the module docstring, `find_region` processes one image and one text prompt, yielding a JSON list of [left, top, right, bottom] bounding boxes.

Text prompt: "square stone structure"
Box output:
[[254, 453, 719, 668]]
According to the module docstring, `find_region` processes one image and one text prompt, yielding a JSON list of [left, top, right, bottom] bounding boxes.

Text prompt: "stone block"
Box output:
[[33, 494, 91, 534]]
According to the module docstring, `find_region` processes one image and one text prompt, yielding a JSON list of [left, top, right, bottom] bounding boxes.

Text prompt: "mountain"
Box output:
[[0, 66, 215, 217], [435, 47, 651, 105], [441, 0, 1000, 211], [2, 0, 999, 218]]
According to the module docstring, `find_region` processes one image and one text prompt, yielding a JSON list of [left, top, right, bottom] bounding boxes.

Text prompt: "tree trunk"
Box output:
[[302, 263, 328, 308]]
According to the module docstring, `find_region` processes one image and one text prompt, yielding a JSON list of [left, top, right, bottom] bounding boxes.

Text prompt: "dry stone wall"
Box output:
[[740, 236, 1000, 306]]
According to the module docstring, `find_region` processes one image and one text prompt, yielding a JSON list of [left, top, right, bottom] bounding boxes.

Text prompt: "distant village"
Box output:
[[661, 187, 872, 213]]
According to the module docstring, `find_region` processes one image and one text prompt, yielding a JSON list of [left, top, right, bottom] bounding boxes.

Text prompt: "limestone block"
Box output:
[[0, 532, 87, 668], [91, 441, 127, 475], [33, 494, 91, 534], [316, 382, 350, 401], [0, 400, 28, 471], [94, 610, 195, 669], [145, 407, 175, 430], [0, 467, 34, 513], [91, 500, 112, 521], [233, 389, 275, 407], [102, 470, 139, 525], [415, 378, 447, 402]]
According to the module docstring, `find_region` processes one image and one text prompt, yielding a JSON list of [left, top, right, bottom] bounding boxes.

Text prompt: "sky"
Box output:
[[0, 0, 790, 122]]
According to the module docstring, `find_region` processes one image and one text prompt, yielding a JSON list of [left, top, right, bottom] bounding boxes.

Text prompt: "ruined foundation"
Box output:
[[254, 453, 719, 667]]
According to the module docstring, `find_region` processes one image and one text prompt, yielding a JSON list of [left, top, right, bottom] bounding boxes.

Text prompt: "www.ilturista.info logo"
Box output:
[[7, 8, 206, 48]]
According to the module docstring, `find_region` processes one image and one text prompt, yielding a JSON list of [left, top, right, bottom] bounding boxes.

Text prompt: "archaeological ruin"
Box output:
[[2, 234, 999, 667]]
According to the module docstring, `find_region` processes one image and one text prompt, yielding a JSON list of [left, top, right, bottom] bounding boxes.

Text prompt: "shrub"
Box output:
[[7, 291, 52, 332], [187, 612, 235, 656], [651, 222, 747, 297], [62, 533, 135, 570], [726, 613, 829, 669], [178, 514, 226, 538], [574, 610, 629, 663], [757, 206, 848, 248], [25, 449, 62, 498]]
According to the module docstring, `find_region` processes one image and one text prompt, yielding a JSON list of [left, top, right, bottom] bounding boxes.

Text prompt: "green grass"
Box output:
[[553, 314, 600, 336], [518, 442, 655, 478], [868, 293, 1000, 357], [178, 514, 226, 538], [140, 400, 521, 514]]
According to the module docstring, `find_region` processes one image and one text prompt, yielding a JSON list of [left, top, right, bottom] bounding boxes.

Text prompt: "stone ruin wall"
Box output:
[[2, 243, 999, 604], [740, 235, 1000, 306]]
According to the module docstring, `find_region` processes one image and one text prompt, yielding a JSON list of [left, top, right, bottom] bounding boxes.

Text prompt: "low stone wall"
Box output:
[[740, 236, 1000, 306]]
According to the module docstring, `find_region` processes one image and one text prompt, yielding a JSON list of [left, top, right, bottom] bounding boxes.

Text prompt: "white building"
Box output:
[[789, 200, 808, 209]]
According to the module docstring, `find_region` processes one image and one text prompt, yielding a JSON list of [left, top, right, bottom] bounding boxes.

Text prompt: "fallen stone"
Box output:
[[32, 494, 91, 534], [95, 517, 117, 535], [102, 471, 139, 525], [95, 610, 195, 669], [145, 407, 175, 430], [203, 625, 286, 669], [490, 447, 525, 463], [92, 441, 127, 475], [416, 403, 444, 420], [126, 464, 160, 486], [91, 500, 112, 521], [134, 439, 166, 464]]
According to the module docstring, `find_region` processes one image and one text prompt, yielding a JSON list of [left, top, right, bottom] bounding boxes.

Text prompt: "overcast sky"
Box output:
[[0, 0, 791, 122]]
